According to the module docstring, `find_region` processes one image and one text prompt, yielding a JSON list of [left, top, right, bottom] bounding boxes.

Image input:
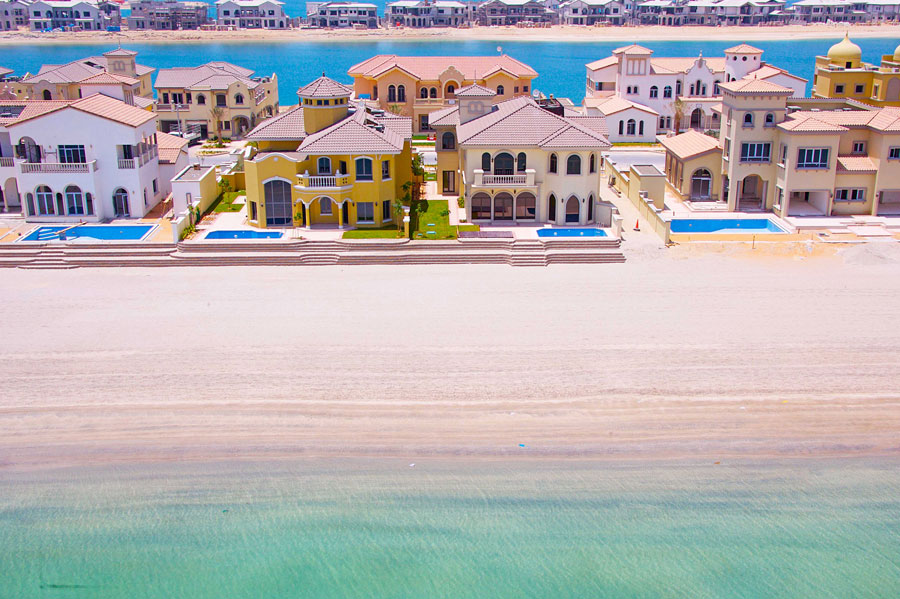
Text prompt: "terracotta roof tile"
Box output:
[[245, 106, 306, 141], [298, 110, 408, 154], [155, 63, 261, 90], [347, 55, 536, 81], [650, 57, 726, 74], [836, 155, 877, 173], [612, 44, 653, 55], [455, 84, 496, 97], [719, 78, 794, 94], [777, 116, 847, 133], [156, 131, 189, 164], [585, 96, 658, 116], [80, 72, 141, 86], [297, 76, 352, 98], [585, 56, 618, 71], [566, 115, 609, 136], [69, 93, 157, 127], [0, 100, 69, 126], [660, 130, 721, 159], [427, 105, 460, 127], [725, 43, 764, 54]]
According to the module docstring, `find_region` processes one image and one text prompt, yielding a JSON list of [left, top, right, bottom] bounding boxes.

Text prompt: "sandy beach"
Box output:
[[1, 23, 899, 46], [2, 244, 900, 472]]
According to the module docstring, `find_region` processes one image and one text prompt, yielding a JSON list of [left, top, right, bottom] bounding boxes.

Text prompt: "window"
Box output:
[[481, 152, 491, 172], [516, 152, 526, 172], [835, 188, 865, 202], [471, 192, 491, 220], [663, 85, 672, 98], [740, 142, 771, 163], [626, 119, 636, 135], [835, 84, 845, 94], [234, 93, 244, 105], [419, 115, 430, 131], [319, 197, 332, 215], [382, 198, 391, 221], [796, 147, 829, 169], [889, 147, 900, 159], [639, 121, 644, 136], [442, 171, 455, 194], [357, 201, 374, 222], [380, 160, 391, 180], [216, 94, 226, 107], [355, 157, 373, 181], [659, 116, 666, 129], [388, 85, 396, 102], [852, 141, 866, 154], [743, 112, 754, 127], [85, 193, 94, 215], [780, 144, 787, 164], [430, 87, 437, 98], [420, 87, 428, 99], [496, 85, 504, 95], [197, 94, 205, 105], [152, 179, 158, 194], [441, 132, 455, 150], [649, 86, 658, 98], [765, 112, 775, 126], [855, 84, 864, 94], [35, 185, 54, 215], [714, 80, 721, 94], [65, 185, 84, 215], [566, 154, 581, 175], [58, 145, 86, 163], [549, 153, 558, 173], [397, 85, 406, 103], [447, 84, 455, 95], [317, 157, 331, 174], [589, 153, 596, 173]]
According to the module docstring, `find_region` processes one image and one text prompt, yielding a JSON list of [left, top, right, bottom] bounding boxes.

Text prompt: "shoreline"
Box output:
[[1, 23, 899, 46]]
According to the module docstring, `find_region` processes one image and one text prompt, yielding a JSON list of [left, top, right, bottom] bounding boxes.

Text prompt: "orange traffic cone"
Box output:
[[633, 219, 640, 231]]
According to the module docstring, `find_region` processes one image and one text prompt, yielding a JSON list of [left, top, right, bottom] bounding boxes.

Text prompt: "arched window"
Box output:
[[112, 188, 129, 217], [197, 94, 206, 105], [388, 85, 396, 103], [618, 120, 624, 135], [589, 153, 596, 173], [713, 80, 721, 94], [639, 120, 644, 135], [36, 185, 54, 215], [25, 193, 35, 216], [471, 192, 491, 220], [650, 86, 658, 98], [317, 157, 331, 174], [319, 197, 333, 216], [397, 85, 406, 103], [420, 87, 428, 99], [676, 81, 682, 95], [263, 179, 292, 226], [496, 85, 505, 95], [481, 152, 491, 172], [549, 153, 558, 173], [626, 119, 636, 135], [234, 93, 244, 105], [42, 89, 52, 100], [516, 152, 526, 172], [446, 84, 455, 95], [588, 194, 594, 221], [441, 132, 455, 150], [430, 87, 437, 98], [764, 112, 775, 126], [494, 153, 514, 175], [743, 112, 754, 127], [690, 168, 713, 201], [566, 154, 581, 175], [355, 157, 373, 181], [65, 185, 84, 215], [85, 192, 94, 215], [548, 193, 557, 221], [663, 85, 672, 98], [515, 192, 536, 220]]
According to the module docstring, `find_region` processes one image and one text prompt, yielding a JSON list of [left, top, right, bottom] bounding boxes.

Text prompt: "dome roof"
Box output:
[[827, 33, 862, 63], [894, 42, 900, 62]]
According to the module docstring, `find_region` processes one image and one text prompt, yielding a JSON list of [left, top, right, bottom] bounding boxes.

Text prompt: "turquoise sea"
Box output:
[[3, 38, 899, 103], [2, 458, 899, 598]]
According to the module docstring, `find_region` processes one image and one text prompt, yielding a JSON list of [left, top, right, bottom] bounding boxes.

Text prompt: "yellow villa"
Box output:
[[243, 76, 413, 229], [812, 34, 900, 108], [347, 55, 537, 133]]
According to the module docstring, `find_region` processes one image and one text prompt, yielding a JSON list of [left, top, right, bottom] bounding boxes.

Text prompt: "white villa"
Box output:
[[215, 0, 289, 28], [584, 43, 806, 135], [0, 94, 188, 220], [28, 0, 120, 30]]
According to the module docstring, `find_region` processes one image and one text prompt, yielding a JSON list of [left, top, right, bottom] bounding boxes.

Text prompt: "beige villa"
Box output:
[[153, 62, 279, 139], [661, 78, 900, 217], [347, 55, 537, 133]]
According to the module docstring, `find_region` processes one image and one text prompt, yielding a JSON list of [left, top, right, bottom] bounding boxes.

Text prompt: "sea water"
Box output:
[[2, 458, 899, 598], [3, 38, 899, 104]]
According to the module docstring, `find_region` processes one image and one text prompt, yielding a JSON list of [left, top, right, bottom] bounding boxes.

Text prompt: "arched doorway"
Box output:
[[263, 179, 292, 226], [2, 178, 19, 212], [17, 137, 41, 163], [232, 116, 250, 138], [493, 153, 514, 175], [739, 174, 763, 208], [493, 192, 513, 220], [548, 193, 557, 222], [444, 81, 458, 98], [42, 89, 52, 100], [690, 108, 704, 129], [690, 168, 712, 201], [112, 188, 129, 217], [471, 192, 491, 220], [515, 192, 536, 220], [565, 196, 580, 223]]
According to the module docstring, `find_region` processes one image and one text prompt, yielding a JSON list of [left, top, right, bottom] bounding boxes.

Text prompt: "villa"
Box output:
[[1, 0, 29, 30], [307, 2, 379, 27], [242, 75, 413, 229], [348, 54, 537, 133], [812, 35, 900, 109], [153, 62, 279, 139], [558, 0, 633, 25], [0, 94, 188, 219], [428, 84, 612, 225], [385, 0, 475, 27], [584, 43, 805, 135], [660, 78, 900, 217], [215, 0, 289, 29], [28, 0, 121, 30], [126, 0, 210, 30], [475, 0, 557, 25], [9, 49, 155, 104]]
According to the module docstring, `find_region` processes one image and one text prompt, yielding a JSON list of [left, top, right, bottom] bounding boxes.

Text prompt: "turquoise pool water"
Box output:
[[2, 458, 898, 599], [537, 228, 608, 237], [22, 225, 154, 242], [670, 218, 787, 234], [205, 230, 284, 239]]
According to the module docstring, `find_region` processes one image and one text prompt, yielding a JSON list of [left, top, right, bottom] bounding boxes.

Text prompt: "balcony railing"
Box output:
[[414, 97, 448, 106], [118, 158, 136, 169], [19, 160, 96, 174], [473, 169, 536, 187], [156, 103, 189, 111], [0, 156, 14, 168], [296, 172, 353, 189]]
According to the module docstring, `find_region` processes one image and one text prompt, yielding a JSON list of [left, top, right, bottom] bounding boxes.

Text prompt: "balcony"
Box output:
[[19, 160, 97, 174], [295, 172, 354, 189], [472, 169, 536, 187], [414, 97, 450, 106], [156, 103, 190, 111], [0, 156, 14, 168], [118, 158, 136, 169]]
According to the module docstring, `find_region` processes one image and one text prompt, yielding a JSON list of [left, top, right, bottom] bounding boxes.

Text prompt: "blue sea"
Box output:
[[3, 37, 899, 104]]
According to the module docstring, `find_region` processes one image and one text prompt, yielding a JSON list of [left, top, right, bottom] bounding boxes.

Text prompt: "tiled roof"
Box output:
[[133, 95, 155, 109], [24, 53, 154, 85], [612, 44, 653, 56], [104, 49, 138, 57], [427, 104, 460, 127], [298, 109, 408, 154], [0, 100, 69, 126], [79, 72, 141, 86], [154, 63, 260, 90], [156, 131, 189, 164], [566, 115, 609, 136], [585, 96, 658, 116], [457, 96, 609, 149], [743, 64, 808, 84], [4, 94, 156, 127], [455, 84, 496, 97], [245, 105, 306, 140], [650, 56, 726, 74], [297, 76, 352, 98], [0, 67, 12, 78], [725, 43, 764, 54], [836, 155, 877, 173], [777, 116, 847, 132], [781, 108, 900, 132], [660, 130, 721, 159], [718, 78, 793, 94], [585, 56, 618, 71], [347, 55, 537, 81]]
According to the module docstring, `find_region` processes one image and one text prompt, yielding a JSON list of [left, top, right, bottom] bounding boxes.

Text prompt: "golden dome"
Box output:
[[894, 42, 900, 62], [827, 33, 862, 64]]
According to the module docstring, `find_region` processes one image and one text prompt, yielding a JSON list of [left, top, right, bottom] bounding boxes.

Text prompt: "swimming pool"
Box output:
[[205, 230, 284, 240], [669, 218, 787, 234], [537, 228, 608, 238], [23, 225, 154, 242]]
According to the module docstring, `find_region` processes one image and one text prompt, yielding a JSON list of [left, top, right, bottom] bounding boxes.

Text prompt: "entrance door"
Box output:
[[342, 201, 349, 224], [548, 194, 556, 222], [264, 180, 292, 226], [442, 171, 456, 194], [565, 196, 579, 223], [690, 108, 703, 130], [493, 193, 513, 220], [112, 188, 130, 217], [690, 169, 712, 201]]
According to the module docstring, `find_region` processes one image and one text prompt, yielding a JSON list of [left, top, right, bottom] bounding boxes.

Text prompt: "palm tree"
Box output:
[[209, 106, 224, 138]]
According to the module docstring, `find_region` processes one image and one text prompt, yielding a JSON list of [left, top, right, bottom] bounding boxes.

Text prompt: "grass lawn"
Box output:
[[411, 199, 479, 240], [343, 225, 405, 239], [211, 190, 246, 213]]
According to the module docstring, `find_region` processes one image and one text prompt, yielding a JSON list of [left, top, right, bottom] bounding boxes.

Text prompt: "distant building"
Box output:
[[127, 0, 210, 30], [558, 0, 632, 25], [153, 61, 279, 138], [0, 0, 31, 31], [306, 1, 378, 27], [385, 0, 475, 27], [790, 0, 868, 23], [216, 0, 289, 29], [476, 0, 557, 26], [28, 0, 121, 31], [812, 34, 900, 108]]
